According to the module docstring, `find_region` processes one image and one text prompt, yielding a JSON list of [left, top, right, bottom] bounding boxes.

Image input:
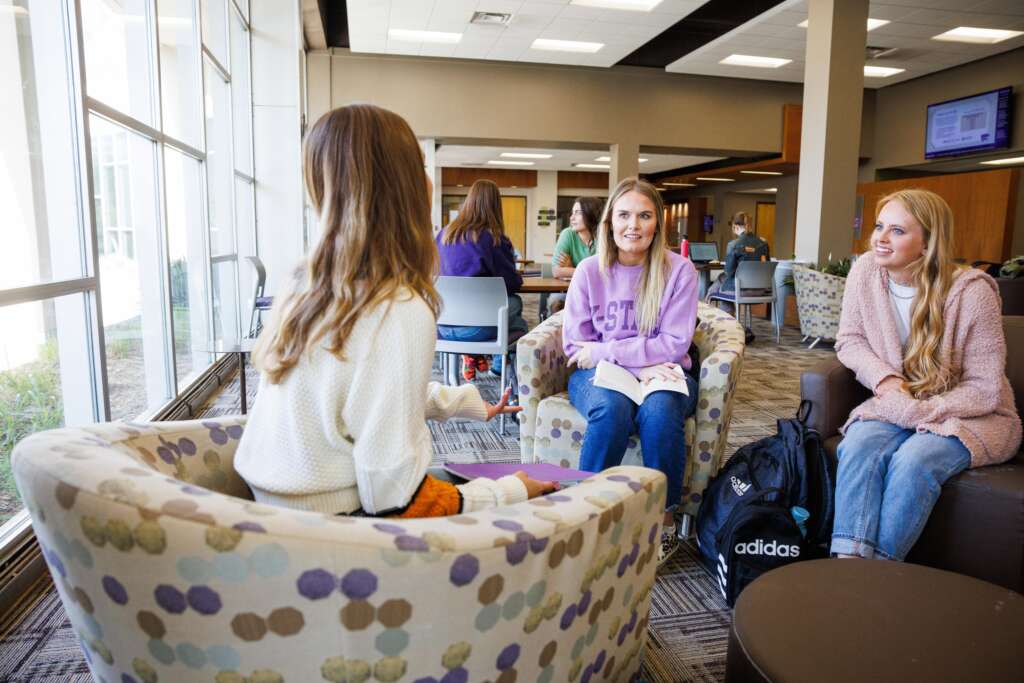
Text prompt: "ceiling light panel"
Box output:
[[720, 54, 792, 68], [864, 65, 904, 78], [488, 160, 534, 166], [571, 0, 664, 11], [501, 152, 553, 159], [531, 38, 604, 53], [740, 170, 783, 175], [695, 177, 734, 182], [575, 163, 611, 169], [980, 156, 1024, 166], [932, 27, 1024, 44], [798, 18, 890, 31]]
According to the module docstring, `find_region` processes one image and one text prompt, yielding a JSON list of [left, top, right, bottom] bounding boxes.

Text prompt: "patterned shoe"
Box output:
[[474, 356, 491, 374], [461, 355, 476, 381], [658, 526, 680, 566]]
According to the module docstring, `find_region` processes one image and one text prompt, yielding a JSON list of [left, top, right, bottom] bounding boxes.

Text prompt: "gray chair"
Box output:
[[435, 276, 521, 433], [538, 261, 555, 319], [246, 255, 271, 338], [709, 260, 779, 341]]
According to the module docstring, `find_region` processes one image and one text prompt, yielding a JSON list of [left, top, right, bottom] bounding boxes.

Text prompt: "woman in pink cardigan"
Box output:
[[832, 188, 1021, 560]]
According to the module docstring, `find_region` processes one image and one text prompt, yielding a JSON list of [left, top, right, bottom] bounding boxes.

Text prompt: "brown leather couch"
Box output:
[[800, 316, 1024, 593]]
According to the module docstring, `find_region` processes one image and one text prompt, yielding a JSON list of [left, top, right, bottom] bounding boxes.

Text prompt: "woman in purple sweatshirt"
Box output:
[[436, 180, 528, 379], [563, 177, 700, 564]]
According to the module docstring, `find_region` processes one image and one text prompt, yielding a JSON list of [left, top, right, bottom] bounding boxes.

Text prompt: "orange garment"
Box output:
[[391, 475, 462, 518]]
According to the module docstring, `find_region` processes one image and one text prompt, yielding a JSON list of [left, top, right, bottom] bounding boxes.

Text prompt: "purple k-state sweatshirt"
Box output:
[[563, 251, 698, 375], [435, 229, 522, 295]]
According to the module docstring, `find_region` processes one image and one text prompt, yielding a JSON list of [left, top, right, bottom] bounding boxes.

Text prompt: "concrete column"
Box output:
[[419, 138, 442, 235], [793, 0, 868, 264], [609, 141, 639, 191]]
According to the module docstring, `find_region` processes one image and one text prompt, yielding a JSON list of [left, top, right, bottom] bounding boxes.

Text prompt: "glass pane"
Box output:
[[1, 293, 95, 526], [230, 9, 251, 173], [204, 61, 234, 256], [234, 178, 255, 330], [200, 0, 228, 68], [1, 0, 86, 288], [164, 147, 212, 390], [158, 0, 202, 147], [90, 116, 171, 421], [211, 259, 239, 343], [82, 0, 155, 125]]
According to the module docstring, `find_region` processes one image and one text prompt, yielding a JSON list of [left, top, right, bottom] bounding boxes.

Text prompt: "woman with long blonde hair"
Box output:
[[436, 179, 528, 380], [562, 177, 700, 564], [832, 188, 1020, 560], [235, 105, 553, 518]]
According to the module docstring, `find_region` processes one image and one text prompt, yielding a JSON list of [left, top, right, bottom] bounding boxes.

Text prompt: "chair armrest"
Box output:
[[516, 312, 571, 463], [799, 359, 870, 437]]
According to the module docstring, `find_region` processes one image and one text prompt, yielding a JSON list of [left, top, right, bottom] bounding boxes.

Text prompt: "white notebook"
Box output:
[[593, 360, 689, 406]]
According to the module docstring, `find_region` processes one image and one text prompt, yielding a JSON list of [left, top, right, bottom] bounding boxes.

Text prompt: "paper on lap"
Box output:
[[593, 359, 688, 406]]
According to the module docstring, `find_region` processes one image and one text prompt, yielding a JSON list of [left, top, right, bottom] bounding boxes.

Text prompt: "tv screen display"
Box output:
[[925, 87, 1012, 159]]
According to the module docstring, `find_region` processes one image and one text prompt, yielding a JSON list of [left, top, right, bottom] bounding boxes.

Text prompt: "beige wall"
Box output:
[[861, 47, 1024, 181]]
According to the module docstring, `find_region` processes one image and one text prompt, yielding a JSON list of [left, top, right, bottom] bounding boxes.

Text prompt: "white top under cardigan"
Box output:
[[235, 289, 528, 515], [887, 280, 916, 347]]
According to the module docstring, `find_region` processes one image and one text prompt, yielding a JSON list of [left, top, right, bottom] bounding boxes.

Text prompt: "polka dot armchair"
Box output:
[[792, 265, 846, 347], [516, 303, 746, 518], [12, 418, 667, 683]]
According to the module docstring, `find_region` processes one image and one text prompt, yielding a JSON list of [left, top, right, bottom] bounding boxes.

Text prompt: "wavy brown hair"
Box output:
[[254, 104, 440, 384], [596, 178, 669, 336], [877, 189, 960, 398], [574, 195, 605, 234], [440, 179, 505, 245]]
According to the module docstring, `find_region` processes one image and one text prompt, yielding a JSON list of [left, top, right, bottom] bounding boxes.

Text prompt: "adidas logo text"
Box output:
[[734, 539, 801, 558], [730, 476, 751, 497]]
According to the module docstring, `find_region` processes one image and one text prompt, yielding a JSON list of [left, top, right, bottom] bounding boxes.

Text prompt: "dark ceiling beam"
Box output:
[[321, 0, 349, 49], [618, 0, 787, 68]]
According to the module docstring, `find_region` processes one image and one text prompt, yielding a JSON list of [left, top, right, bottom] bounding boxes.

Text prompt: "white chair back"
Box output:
[[435, 276, 509, 332]]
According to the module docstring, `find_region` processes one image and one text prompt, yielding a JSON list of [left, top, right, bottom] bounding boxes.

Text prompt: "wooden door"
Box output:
[[756, 202, 776, 254], [501, 196, 527, 256]]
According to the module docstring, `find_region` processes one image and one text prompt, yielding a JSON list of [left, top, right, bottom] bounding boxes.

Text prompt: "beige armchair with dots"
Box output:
[[516, 304, 746, 520], [13, 417, 666, 683]]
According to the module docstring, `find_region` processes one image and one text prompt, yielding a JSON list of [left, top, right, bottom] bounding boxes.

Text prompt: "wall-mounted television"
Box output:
[[925, 86, 1012, 159]]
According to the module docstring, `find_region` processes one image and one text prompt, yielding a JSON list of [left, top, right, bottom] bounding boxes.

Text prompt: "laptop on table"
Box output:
[[689, 241, 720, 264]]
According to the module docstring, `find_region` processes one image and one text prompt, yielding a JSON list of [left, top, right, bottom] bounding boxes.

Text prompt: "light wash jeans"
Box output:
[[831, 419, 971, 561], [568, 367, 698, 510], [437, 294, 528, 372]]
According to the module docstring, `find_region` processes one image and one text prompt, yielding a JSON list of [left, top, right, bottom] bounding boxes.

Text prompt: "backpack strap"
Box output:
[[796, 399, 812, 425]]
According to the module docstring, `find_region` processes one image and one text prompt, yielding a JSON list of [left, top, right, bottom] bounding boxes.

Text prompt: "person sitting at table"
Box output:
[[562, 177, 700, 564], [235, 104, 555, 518], [705, 211, 768, 343], [832, 188, 1020, 561], [548, 196, 603, 314], [436, 179, 529, 380]]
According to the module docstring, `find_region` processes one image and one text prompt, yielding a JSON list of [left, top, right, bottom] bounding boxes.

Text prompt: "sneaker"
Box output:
[[658, 526, 680, 566], [461, 355, 476, 381], [744, 328, 756, 345], [474, 356, 491, 374]]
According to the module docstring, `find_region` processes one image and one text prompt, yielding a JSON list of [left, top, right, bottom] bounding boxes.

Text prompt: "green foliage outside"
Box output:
[[0, 341, 64, 525]]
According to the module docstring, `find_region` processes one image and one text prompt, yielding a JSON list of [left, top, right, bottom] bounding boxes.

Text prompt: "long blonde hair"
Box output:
[[597, 178, 669, 336], [254, 104, 440, 384], [441, 179, 505, 245], [877, 189, 960, 398]]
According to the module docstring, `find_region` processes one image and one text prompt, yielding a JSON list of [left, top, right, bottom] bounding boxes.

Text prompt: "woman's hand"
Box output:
[[514, 471, 559, 498], [875, 375, 907, 398], [556, 252, 573, 268], [638, 363, 685, 385], [567, 342, 596, 370], [484, 386, 524, 422]]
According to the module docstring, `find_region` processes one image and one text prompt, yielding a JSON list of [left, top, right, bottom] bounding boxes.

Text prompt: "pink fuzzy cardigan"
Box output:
[[836, 254, 1021, 467]]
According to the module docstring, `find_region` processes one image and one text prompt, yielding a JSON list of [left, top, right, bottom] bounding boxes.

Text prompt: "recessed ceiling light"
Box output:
[[487, 160, 534, 166], [932, 27, 1024, 44], [570, 0, 663, 11], [595, 156, 611, 162], [638, 158, 648, 163], [594, 155, 648, 162], [760, 188, 778, 193], [799, 18, 889, 31], [574, 163, 610, 169], [980, 156, 1024, 166], [500, 152, 552, 159], [740, 170, 783, 176], [720, 54, 791, 68], [695, 177, 734, 182], [531, 38, 604, 53], [388, 29, 462, 44], [663, 182, 695, 187], [864, 65, 904, 78]]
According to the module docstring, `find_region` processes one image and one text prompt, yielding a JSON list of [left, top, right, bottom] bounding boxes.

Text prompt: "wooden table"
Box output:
[[519, 277, 570, 294], [694, 261, 725, 299]]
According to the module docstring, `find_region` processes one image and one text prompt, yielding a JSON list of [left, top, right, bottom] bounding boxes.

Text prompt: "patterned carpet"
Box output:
[[0, 297, 835, 682]]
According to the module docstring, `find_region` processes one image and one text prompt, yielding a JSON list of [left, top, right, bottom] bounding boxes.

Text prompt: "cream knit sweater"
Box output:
[[235, 289, 528, 515]]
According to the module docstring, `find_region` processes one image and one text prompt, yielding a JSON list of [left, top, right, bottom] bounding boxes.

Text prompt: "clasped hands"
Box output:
[[567, 341, 684, 384]]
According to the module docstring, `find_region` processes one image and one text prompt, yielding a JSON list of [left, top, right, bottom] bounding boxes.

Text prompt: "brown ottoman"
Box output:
[[726, 559, 1024, 683]]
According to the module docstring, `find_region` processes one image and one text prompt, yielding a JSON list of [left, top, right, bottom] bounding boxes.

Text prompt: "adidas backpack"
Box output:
[[695, 401, 836, 606]]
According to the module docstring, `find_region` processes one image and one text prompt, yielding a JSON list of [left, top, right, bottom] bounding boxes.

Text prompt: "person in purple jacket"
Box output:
[[437, 179, 528, 380], [563, 177, 700, 564]]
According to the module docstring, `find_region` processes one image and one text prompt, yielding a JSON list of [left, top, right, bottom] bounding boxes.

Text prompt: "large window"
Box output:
[[1, 0, 256, 529]]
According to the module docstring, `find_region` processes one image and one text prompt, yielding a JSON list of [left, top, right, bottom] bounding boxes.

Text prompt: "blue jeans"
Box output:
[[437, 295, 528, 371], [568, 367, 698, 510], [831, 419, 971, 561]]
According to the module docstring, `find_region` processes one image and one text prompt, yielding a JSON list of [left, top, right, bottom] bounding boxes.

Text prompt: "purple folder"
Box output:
[[443, 462, 595, 485]]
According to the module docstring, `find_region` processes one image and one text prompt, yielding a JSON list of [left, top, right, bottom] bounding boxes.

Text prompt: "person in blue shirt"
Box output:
[[436, 179, 528, 380]]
